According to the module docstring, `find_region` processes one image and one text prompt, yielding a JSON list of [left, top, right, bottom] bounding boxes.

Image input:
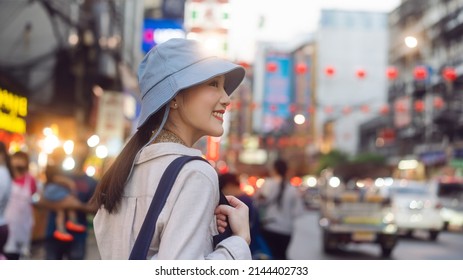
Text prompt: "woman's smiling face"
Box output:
[[171, 75, 231, 145]]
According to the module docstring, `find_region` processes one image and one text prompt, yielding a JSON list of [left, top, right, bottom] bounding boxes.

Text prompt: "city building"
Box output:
[[360, 0, 463, 178], [316, 9, 389, 155]]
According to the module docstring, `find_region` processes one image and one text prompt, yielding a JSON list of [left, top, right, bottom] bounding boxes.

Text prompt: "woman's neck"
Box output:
[[152, 128, 188, 146]]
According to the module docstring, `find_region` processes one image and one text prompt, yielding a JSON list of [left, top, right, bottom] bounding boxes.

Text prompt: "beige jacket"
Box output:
[[93, 143, 251, 260]]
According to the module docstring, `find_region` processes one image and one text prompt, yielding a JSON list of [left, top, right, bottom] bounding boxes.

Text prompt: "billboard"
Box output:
[[261, 53, 293, 133]]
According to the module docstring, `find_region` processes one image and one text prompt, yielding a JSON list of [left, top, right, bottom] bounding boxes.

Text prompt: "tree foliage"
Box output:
[[316, 151, 387, 176], [316, 149, 349, 174], [351, 152, 386, 165]]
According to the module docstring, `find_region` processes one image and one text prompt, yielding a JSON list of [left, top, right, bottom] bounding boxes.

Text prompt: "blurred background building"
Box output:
[[316, 9, 389, 155], [0, 0, 462, 183], [360, 0, 463, 179], [0, 0, 143, 177]]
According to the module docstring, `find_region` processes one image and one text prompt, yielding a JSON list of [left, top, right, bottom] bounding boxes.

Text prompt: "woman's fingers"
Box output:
[[216, 219, 227, 228], [225, 195, 245, 208], [214, 196, 251, 244]]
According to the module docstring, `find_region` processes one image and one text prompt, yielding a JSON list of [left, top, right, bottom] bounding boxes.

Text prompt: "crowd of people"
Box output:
[[0, 143, 97, 260]]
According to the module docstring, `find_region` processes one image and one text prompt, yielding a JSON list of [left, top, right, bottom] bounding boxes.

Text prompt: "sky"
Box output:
[[228, 0, 402, 62]]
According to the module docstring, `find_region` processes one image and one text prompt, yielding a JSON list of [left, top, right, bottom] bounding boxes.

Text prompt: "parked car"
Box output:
[[318, 174, 398, 257], [302, 186, 321, 209], [379, 179, 444, 241], [430, 178, 463, 232]]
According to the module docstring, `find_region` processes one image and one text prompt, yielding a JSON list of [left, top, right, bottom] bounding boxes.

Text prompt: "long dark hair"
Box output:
[[0, 142, 13, 178], [90, 107, 166, 213], [274, 158, 288, 208]]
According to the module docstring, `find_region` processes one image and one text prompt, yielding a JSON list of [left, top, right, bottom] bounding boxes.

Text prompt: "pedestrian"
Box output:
[[3, 150, 39, 260], [91, 38, 251, 260], [43, 147, 98, 260], [0, 142, 13, 260], [255, 158, 305, 260], [41, 148, 87, 242]]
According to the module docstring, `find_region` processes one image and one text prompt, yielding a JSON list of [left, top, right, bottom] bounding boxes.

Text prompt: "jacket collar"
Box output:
[[135, 142, 203, 165]]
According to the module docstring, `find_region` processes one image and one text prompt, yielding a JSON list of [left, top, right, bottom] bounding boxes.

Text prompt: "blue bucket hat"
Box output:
[[137, 38, 246, 129]]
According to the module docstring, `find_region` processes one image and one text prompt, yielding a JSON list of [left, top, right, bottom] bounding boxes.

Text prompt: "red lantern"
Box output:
[[433, 96, 444, 109], [289, 104, 297, 113], [361, 105, 370, 113], [270, 104, 277, 111], [324, 106, 333, 114], [379, 104, 390, 115], [307, 106, 315, 114], [266, 62, 277, 73], [325, 66, 335, 77], [295, 63, 307, 74], [414, 66, 428, 80], [356, 68, 366, 79], [442, 67, 457, 82], [386, 66, 398, 80], [379, 128, 396, 143], [414, 100, 425, 112], [342, 106, 352, 115]]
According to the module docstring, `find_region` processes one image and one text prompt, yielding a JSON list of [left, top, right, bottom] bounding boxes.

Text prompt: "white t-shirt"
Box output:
[[256, 177, 305, 235]]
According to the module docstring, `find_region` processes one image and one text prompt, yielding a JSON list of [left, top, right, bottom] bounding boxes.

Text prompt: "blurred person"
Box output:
[[91, 38, 251, 260], [3, 150, 39, 260], [43, 147, 97, 260], [0, 142, 13, 260], [219, 173, 272, 259], [255, 158, 305, 260], [42, 148, 87, 243]]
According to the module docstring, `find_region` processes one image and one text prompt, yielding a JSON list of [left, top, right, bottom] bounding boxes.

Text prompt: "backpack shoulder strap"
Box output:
[[129, 155, 231, 260]]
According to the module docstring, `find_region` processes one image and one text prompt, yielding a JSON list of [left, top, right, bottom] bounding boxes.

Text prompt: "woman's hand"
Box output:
[[215, 196, 251, 245]]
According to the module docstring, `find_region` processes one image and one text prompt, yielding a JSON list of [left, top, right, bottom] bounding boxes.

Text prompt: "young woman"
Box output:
[[91, 38, 251, 260], [255, 158, 305, 260]]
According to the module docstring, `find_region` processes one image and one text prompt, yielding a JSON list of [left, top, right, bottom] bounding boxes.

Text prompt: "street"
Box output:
[[288, 209, 463, 260], [29, 208, 463, 260]]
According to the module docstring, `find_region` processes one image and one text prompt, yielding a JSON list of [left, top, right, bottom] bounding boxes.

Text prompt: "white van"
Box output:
[[430, 178, 463, 232], [380, 180, 444, 240]]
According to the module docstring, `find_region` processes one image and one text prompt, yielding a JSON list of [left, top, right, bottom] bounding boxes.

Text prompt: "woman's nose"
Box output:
[[221, 90, 231, 107]]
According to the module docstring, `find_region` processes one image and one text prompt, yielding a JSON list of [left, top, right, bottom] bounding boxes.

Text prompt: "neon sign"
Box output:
[[142, 19, 185, 53], [0, 88, 27, 134]]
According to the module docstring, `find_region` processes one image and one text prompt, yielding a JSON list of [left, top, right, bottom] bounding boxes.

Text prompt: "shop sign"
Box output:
[[142, 19, 185, 53], [419, 151, 447, 165], [96, 91, 124, 156], [0, 88, 27, 134]]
